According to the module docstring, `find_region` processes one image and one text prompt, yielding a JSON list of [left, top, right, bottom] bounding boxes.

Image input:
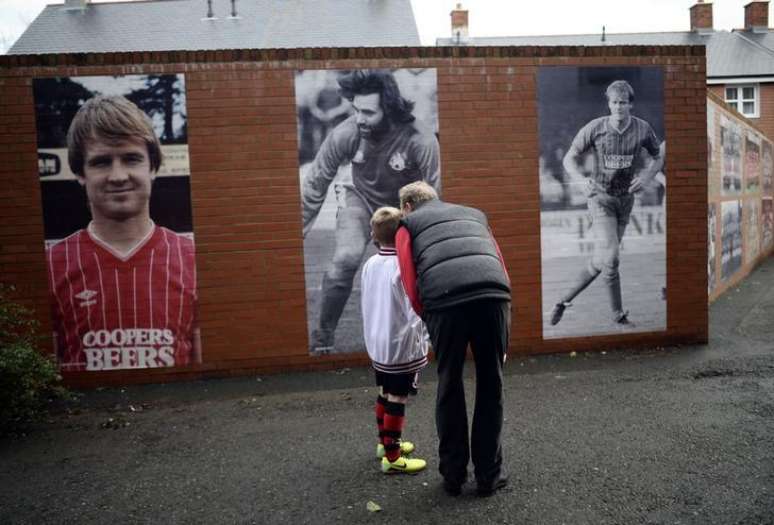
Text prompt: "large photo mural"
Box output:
[[294, 69, 440, 355], [34, 74, 200, 372], [538, 66, 666, 338]]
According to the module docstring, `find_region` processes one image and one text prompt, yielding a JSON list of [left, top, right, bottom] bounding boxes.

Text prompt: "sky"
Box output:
[[0, 0, 771, 53]]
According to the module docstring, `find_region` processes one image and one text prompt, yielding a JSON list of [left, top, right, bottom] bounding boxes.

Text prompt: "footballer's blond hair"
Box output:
[[67, 95, 162, 176], [399, 181, 438, 211], [370, 207, 402, 246], [605, 80, 635, 103]]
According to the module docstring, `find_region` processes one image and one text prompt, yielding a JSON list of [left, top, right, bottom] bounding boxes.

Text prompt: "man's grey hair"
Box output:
[[399, 181, 438, 211]]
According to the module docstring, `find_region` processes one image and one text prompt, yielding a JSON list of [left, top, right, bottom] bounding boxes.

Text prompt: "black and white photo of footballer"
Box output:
[[538, 67, 666, 339], [294, 68, 440, 355]]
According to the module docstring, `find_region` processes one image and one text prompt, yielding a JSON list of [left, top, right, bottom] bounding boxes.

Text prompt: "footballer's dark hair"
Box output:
[[337, 70, 415, 124]]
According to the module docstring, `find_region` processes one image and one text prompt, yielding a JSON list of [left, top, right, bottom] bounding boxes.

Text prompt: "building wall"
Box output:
[[706, 90, 774, 302], [709, 83, 774, 143], [0, 46, 709, 387]]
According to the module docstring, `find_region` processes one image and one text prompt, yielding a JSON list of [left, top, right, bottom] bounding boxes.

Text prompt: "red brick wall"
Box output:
[[706, 90, 774, 303], [0, 46, 709, 387], [710, 83, 774, 141]]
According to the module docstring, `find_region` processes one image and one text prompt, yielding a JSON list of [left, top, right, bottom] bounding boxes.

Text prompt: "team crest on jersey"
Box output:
[[75, 289, 98, 307], [603, 154, 634, 170], [389, 152, 407, 171]]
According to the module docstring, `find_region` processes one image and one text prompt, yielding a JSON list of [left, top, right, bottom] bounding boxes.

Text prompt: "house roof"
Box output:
[[437, 30, 774, 79], [8, 0, 421, 55]]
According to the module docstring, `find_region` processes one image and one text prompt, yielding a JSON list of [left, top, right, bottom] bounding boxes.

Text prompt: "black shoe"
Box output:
[[476, 475, 508, 497], [442, 478, 463, 496], [550, 303, 568, 325]]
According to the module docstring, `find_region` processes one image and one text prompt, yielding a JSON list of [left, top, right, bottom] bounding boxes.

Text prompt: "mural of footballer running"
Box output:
[[46, 95, 201, 371], [550, 80, 663, 327], [300, 69, 441, 354]]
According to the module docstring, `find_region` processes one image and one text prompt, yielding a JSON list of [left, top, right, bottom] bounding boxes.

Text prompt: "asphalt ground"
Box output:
[[1, 258, 774, 524]]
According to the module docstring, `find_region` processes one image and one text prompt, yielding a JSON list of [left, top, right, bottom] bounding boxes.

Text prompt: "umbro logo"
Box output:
[[75, 289, 98, 307]]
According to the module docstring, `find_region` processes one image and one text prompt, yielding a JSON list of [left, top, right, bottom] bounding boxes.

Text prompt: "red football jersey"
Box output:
[[47, 224, 198, 371]]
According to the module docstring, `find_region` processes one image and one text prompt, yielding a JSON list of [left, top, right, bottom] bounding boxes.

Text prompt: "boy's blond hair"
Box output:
[[399, 181, 438, 211], [370, 207, 402, 246], [67, 95, 163, 176]]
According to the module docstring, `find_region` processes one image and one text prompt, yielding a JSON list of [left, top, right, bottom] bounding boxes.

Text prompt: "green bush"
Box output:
[[0, 284, 67, 432]]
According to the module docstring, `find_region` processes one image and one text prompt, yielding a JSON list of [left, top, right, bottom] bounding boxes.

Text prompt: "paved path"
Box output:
[[2, 258, 774, 524]]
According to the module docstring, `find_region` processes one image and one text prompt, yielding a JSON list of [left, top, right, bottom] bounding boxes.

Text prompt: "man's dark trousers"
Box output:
[[424, 298, 510, 486]]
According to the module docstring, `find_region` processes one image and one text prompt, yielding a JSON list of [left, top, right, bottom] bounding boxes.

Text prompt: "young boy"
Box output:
[[361, 207, 429, 474]]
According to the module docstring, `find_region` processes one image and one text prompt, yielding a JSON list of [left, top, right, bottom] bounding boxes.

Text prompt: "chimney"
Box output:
[[450, 3, 468, 43], [744, 1, 770, 31], [63, 0, 90, 10], [690, 0, 713, 32]]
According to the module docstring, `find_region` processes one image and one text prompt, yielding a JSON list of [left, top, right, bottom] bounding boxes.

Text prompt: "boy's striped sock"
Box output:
[[375, 395, 387, 445], [382, 400, 406, 462]]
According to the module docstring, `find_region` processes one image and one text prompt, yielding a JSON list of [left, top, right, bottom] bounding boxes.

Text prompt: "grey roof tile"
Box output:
[[437, 30, 774, 78], [9, 0, 420, 54]]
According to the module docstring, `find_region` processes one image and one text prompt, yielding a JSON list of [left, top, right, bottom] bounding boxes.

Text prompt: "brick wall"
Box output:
[[706, 90, 774, 302], [709, 83, 774, 141], [0, 46, 708, 387]]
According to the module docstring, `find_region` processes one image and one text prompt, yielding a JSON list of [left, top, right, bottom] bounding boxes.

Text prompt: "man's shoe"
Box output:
[[550, 303, 569, 325], [476, 475, 508, 497], [442, 479, 463, 496], [381, 456, 426, 474], [376, 441, 415, 459]]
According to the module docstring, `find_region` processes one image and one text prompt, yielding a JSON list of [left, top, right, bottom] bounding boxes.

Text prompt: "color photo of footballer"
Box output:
[[33, 74, 201, 372], [537, 66, 666, 339], [294, 68, 440, 355]]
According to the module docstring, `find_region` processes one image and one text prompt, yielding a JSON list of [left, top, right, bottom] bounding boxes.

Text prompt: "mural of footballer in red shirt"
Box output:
[[45, 95, 201, 371]]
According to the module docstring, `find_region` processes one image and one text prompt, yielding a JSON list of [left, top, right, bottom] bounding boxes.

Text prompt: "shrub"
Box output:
[[0, 284, 67, 432]]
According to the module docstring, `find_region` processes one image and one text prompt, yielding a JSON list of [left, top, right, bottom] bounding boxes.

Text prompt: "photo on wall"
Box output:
[[762, 140, 773, 195], [294, 68, 440, 355], [720, 116, 742, 196], [744, 199, 760, 263], [745, 132, 761, 193], [721, 200, 743, 282], [707, 103, 718, 197], [708, 203, 717, 295], [537, 66, 666, 339], [33, 74, 200, 372], [762, 198, 773, 251]]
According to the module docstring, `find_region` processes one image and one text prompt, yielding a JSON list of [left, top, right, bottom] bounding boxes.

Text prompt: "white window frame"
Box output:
[[724, 83, 759, 118]]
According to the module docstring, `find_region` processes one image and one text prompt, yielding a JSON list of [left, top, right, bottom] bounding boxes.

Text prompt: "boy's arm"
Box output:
[[395, 226, 423, 316]]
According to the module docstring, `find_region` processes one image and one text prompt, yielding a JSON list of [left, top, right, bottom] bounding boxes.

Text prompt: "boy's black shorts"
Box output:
[[374, 370, 419, 397]]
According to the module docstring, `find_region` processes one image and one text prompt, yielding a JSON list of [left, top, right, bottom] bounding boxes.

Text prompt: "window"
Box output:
[[725, 84, 759, 118]]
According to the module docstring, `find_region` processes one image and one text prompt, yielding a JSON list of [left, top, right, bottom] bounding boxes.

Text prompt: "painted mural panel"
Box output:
[[33, 75, 200, 372], [720, 116, 742, 196], [708, 203, 717, 295], [744, 132, 761, 193], [294, 69, 440, 355], [538, 66, 666, 339], [720, 200, 743, 282]]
